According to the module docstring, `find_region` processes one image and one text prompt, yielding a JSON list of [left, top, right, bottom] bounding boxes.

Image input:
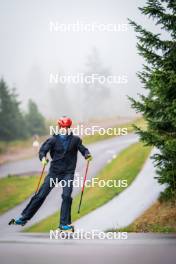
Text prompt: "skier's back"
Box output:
[[10, 117, 92, 232]]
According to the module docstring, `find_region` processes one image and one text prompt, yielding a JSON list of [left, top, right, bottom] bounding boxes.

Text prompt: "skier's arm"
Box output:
[[39, 137, 55, 161], [78, 138, 92, 159]]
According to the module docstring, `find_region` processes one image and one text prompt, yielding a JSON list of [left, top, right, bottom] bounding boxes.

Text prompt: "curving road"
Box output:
[[0, 134, 174, 264], [75, 148, 166, 231]]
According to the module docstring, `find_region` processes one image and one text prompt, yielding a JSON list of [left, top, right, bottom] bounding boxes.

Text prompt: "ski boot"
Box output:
[[58, 224, 74, 239], [58, 224, 74, 232], [8, 218, 27, 226]]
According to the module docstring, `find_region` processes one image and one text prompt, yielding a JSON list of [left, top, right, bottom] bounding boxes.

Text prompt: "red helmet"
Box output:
[[57, 116, 72, 128]]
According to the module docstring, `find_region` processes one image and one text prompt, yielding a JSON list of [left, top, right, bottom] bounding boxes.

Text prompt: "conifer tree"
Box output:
[[25, 99, 46, 136], [0, 79, 27, 140], [129, 0, 176, 200]]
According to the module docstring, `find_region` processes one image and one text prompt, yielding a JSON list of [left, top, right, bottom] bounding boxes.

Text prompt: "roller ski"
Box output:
[[57, 224, 74, 239], [8, 218, 27, 226]]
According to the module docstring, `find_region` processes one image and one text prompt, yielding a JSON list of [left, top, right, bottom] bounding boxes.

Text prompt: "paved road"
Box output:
[[0, 133, 138, 232], [0, 134, 137, 178], [0, 233, 175, 264], [75, 148, 166, 231], [0, 135, 175, 264]]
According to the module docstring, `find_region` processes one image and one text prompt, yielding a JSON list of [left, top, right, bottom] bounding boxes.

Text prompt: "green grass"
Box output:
[[25, 142, 151, 232], [0, 175, 43, 214], [0, 135, 48, 155], [82, 117, 147, 145], [0, 138, 33, 154]]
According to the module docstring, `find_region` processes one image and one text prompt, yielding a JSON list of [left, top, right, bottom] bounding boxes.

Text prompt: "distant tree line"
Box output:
[[0, 78, 47, 141]]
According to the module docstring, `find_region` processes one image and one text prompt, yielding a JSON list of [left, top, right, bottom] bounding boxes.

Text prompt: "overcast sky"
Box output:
[[0, 0, 159, 119]]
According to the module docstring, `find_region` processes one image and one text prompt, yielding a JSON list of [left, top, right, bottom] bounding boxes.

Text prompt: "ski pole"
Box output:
[[17, 161, 48, 216], [35, 162, 47, 194], [78, 160, 90, 214]]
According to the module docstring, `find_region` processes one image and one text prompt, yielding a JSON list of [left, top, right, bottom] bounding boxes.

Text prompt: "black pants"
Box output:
[[21, 171, 74, 225]]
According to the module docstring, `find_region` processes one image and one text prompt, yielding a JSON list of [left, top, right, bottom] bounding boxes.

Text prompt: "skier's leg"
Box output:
[[21, 172, 56, 221], [60, 174, 74, 225]]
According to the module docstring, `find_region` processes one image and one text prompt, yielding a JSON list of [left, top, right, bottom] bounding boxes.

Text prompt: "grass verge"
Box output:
[[0, 138, 34, 154], [82, 117, 146, 145], [25, 142, 151, 232], [0, 175, 42, 215], [116, 200, 176, 233]]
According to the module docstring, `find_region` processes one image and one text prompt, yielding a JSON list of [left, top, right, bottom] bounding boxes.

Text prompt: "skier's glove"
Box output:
[[85, 154, 93, 161], [41, 157, 49, 166]]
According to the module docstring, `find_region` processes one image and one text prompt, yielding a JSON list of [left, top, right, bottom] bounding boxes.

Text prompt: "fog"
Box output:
[[0, 0, 158, 120]]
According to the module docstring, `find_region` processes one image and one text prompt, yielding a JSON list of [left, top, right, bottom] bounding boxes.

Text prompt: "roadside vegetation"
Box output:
[[82, 117, 146, 145], [0, 175, 43, 215], [0, 78, 47, 154], [116, 200, 176, 233]]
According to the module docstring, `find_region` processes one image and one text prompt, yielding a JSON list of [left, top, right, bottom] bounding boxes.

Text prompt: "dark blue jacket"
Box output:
[[39, 133, 90, 174]]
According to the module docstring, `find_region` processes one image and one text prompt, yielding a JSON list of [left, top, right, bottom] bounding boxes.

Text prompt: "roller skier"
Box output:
[[9, 116, 92, 233]]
